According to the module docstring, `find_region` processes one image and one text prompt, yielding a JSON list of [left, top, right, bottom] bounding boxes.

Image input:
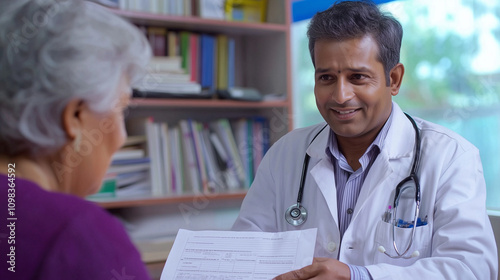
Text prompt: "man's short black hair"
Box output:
[[307, 0, 403, 85]]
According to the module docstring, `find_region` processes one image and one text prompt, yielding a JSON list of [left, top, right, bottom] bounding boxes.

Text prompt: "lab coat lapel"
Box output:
[[352, 103, 416, 219], [306, 126, 340, 227]]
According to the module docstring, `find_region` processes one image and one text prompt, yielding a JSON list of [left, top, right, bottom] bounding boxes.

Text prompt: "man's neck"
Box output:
[[336, 138, 372, 171]]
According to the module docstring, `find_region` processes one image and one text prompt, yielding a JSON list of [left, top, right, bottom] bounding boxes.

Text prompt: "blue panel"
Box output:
[[292, 0, 397, 22]]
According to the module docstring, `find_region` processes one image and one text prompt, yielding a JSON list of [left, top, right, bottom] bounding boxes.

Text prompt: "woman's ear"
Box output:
[[389, 63, 405, 96], [61, 100, 84, 140]]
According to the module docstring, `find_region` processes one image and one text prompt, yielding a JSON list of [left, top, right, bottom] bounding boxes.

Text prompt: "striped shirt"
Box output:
[[327, 111, 393, 280], [327, 110, 393, 240]]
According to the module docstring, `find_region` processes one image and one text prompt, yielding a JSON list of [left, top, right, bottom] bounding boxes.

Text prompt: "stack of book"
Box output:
[[225, 0, 268, 23], [90, 135, 151, 198], [134, 55, 202, 97], [134, 27, 236, 98], [109, 136, 151, 197], [118, 0, 226, 20], [116, 0, 267, 23]]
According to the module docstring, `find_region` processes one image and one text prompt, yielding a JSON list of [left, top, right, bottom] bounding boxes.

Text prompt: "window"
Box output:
[[292, 0, 500, 210]]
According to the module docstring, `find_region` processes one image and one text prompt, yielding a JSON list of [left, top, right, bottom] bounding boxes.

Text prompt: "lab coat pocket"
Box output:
[[373, 220, 431, 266]]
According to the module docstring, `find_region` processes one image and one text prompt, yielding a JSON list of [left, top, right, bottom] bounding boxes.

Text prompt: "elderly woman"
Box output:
[[0, 0, 152, 279]]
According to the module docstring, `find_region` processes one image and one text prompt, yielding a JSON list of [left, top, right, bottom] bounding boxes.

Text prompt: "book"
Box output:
[[146, 120, 163, 196], [199, 123, 225, 192], [252, 116, 269, 175], [148, 27, 167, 56], [224, 0, 268, 22], [209, 131, 239, 189], [111, 157, 150, 166], [200, 34, 216, 92], [115, 180, 151, 197], [179, 120, 202, 194], [111, 148, 145, 161], [135, 82, 202, 95], [159, 122, 173, 195], [169, 126, 185, 195], [228, 37, 235, 88], [210, 119, 245, 189], [189, 120, 209, 193], [146, 72, 191, 83], [148, 56, 183, 73], [167, 31, 179, 57], [116, 170, 150, 188], [189, 33, 200, 83], [180, 31, 191, 73], [198, 0, 225, 20], [183, 0, 192, 16], [107, 162, 150, 174], [232, 118, 253, 187], [123, 135, 147, 147], [216, 34, 228, 94]]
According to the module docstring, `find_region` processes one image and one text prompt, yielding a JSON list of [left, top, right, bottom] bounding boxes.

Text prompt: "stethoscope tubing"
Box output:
[[285, 124, 328, 226], [286, 113, 423, 259]]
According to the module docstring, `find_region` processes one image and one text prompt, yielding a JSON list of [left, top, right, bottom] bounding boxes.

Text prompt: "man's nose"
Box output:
[[331, 78, 354, 104]]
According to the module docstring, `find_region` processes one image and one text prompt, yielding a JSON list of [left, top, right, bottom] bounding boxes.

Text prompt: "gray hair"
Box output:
[[0, 0, 151, 156], [307, 0, 403, 85]]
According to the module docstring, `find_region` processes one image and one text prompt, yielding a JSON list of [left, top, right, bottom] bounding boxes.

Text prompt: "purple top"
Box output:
[[0, 173, 150, 279]]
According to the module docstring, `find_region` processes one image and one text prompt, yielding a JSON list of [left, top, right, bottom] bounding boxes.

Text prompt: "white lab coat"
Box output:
[[232, 102, 498, 280]]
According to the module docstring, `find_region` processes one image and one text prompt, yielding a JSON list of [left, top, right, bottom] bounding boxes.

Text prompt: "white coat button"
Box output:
[[327, 242, 337, 252]]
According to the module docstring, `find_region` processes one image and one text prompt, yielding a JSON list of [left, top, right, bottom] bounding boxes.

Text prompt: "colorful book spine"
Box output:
[[147, 27, 166, 57], [189, 33, 200, 82], [179, 120, 202, 194], [200, 34, 215, 91], [228, 37, 235, 89], [216, 34, 228, 93], [180, 31, 191, 73]]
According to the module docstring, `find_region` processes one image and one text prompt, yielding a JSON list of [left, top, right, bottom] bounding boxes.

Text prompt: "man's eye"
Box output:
[[318, 75, 332, 81], [351, 74, 366, 80]]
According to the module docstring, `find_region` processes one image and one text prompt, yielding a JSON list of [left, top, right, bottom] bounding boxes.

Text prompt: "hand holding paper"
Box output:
[[161, 228, 318, 280]]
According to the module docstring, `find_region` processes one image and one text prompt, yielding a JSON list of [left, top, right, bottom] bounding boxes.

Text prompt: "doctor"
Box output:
[[232, 1, 498, 279]]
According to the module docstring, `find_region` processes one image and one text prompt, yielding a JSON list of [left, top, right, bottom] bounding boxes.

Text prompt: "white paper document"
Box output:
[[160, 228, 318, 280]]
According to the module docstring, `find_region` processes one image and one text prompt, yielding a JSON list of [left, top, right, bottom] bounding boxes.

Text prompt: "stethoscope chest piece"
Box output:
[[285, 203, 307, 226]]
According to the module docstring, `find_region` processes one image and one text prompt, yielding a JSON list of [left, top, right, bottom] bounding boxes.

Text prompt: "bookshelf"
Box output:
[[93, 1, 292, 278], [112, 9, 288, 34], [130, 97, 290, 108], [93, 191, 247, 209]]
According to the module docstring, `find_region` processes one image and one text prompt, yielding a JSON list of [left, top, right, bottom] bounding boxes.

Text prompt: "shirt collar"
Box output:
[[327, 108, 394, 172]]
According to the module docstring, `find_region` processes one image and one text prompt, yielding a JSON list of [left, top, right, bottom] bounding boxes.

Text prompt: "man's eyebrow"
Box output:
[[346, 66, 373, 73], [315, 67, 331, 74], [315, 66, 374, 74]]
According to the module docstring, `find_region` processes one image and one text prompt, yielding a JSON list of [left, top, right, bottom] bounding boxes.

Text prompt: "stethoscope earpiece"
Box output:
[[285, 203, 307, 226]]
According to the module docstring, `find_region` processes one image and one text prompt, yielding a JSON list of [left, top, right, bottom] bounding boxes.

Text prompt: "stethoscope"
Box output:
[[285, 113, 422, 259]]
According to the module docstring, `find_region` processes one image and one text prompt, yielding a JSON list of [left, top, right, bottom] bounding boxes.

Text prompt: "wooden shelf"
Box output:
[[130, 97, 290, 108], [91, 191, 247, 209], [109, 8, 288, 35]]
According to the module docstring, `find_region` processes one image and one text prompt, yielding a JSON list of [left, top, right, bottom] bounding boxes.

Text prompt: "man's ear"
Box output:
[[389, 63, 405, 96], [61, 99, 84, 140]]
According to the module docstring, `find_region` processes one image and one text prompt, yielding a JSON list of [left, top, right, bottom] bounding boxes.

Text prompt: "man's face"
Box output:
[[313, 35, 398, 144]]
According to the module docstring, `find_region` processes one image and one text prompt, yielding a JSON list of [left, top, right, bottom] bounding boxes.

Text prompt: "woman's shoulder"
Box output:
[[1, 174, 127, 240], [10, 175, 110, 220], [0, 174, 149, 279]]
